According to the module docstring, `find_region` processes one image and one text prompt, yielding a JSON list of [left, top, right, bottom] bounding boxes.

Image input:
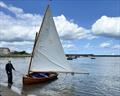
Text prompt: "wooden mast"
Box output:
[[27, 5, 50, 75], [28, 32, 38, 75]]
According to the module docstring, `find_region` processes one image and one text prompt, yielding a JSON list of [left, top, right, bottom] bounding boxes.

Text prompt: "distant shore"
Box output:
[[0, 54, 120, 58], [94, 55, 120, 57], [0, 54, 31, 57]]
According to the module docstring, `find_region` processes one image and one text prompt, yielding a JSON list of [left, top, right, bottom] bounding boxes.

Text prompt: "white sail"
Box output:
[[30, 5, 71, 72]]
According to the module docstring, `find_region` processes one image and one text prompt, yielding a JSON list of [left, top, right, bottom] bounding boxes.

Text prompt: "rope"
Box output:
[[15, 70, 24, 76]]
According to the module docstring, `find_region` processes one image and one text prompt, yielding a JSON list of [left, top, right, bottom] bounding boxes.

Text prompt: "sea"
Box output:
[[0, 57, 120, 96]]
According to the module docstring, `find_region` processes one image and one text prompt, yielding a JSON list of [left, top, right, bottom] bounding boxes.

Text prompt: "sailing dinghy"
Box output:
[[23, 5, 72, 85]]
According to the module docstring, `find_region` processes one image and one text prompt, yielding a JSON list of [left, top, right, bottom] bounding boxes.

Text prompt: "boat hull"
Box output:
[[23, 72, 58, 85]]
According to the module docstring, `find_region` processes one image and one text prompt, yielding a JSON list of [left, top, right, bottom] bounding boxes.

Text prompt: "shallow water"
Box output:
[[0, 57, 120, 96]]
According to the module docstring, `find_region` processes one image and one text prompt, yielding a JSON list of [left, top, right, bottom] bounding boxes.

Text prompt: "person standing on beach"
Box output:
[[5, 61, 15, 84]]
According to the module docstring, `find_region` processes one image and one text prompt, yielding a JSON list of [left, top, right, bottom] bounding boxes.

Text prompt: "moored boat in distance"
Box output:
[[67, 57, 73, 60], [91, 57, 96, 59]]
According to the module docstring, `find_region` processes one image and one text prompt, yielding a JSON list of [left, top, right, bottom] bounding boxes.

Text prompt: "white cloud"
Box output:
[[92, 16, 120, 38], [99, 42, 120, 50], [4, 1, 120, 54], [0, 1, 23, 14], [0, 1, 7, 8], [61, 40, 76, 49], [84, 43, 92, 48], [0, 41, 33, 46], [0, 1, 98, 53], [54, 15, 96, 40], [0, 11, 41, 42], [0, 41, 33, 53], [112, 44, 120, 49], [63, 44, 76, 49], [0, 1, 95, 44], [100, 42, 111, 48], [0, 1, 42, 42]]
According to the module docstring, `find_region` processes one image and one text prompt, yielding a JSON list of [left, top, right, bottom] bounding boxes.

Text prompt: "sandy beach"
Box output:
[[0, 84, 21, 96]]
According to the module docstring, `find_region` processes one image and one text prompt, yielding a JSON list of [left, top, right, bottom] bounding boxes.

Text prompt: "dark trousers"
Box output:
[[7, 72, 13, 84]]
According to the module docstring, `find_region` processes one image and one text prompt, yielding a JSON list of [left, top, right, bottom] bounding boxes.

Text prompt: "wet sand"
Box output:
[[0, 84, 21, 96]]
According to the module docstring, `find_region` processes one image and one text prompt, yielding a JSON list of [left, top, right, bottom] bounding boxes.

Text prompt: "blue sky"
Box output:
[[0, 0, 120, 55]]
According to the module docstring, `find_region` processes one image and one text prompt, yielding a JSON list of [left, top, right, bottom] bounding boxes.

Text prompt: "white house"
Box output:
[[0, 47, 10, 55]]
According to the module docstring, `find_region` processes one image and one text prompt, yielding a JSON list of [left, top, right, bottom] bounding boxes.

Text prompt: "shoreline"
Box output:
[[0, 84, 21, 96], [0, 55, 31, 58], [0, 54, 120, 58]]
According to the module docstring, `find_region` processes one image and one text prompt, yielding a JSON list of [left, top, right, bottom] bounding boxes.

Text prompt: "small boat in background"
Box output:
[[91, 57, 96, 59], [67, 57, 73, 60]]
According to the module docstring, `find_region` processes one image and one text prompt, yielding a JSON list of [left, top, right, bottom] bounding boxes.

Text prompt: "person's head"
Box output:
[[8, 61, 11, 63]]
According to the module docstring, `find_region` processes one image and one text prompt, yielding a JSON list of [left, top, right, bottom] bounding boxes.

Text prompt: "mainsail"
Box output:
[[29, 5, 72, 72]]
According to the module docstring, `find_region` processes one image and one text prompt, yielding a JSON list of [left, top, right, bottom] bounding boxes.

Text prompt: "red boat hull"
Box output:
[[23, 72, 58, 85]]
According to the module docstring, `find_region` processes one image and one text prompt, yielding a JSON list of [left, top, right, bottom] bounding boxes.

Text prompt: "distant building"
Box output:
[[0, 47, 10, 55]]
